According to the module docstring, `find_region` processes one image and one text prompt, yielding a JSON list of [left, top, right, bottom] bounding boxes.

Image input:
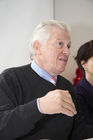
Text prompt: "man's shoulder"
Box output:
[[58, 75, 72, 86], [0, 64, 31, 78]]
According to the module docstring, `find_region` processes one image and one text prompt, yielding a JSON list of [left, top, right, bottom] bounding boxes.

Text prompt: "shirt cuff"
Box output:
[[37, 98, 43, 114]]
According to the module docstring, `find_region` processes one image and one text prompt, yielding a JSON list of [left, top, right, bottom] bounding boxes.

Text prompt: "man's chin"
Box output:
[[57, 68, 65, 75]]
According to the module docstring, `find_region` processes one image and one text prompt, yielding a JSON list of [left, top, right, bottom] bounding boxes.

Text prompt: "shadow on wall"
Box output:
[[61, 23, 93, 83]]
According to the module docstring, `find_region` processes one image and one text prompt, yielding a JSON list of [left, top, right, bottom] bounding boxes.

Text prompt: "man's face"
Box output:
[[34, 26, 71, 76]]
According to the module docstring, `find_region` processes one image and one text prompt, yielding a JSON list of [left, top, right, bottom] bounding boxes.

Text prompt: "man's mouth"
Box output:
[[59, 58, 68, 62]]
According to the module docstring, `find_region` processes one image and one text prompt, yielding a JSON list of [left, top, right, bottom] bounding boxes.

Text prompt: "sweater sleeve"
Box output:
[[0, 71, 44, 140]]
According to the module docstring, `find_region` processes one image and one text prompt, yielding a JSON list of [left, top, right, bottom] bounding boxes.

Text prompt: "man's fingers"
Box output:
[[59, 90, 77, 115], [60, 107, 75, 117], [62, 94, 75, 108], [61, 90, 75, 106], [61, 99, 77, 115]]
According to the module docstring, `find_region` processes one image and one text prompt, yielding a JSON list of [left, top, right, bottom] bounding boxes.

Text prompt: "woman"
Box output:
[[74, 40, 93, 124]]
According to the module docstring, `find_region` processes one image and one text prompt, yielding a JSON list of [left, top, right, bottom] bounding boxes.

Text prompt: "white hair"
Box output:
[[29, 20, 71, 59]]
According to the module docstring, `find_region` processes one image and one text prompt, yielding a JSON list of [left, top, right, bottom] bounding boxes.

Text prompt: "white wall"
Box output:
[[55, 0, 93, 83], [0, 0, 53, 72]]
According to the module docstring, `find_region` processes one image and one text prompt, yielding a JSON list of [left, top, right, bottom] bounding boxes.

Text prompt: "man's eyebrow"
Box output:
[[56, 39, 71, 44]]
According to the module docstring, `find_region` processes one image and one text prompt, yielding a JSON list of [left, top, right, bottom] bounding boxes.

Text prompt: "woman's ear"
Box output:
[[81, 60, 87, 70]]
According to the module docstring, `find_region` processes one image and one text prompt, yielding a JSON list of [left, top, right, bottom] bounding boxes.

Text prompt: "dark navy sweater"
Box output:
[[74, 76, 93, 124]]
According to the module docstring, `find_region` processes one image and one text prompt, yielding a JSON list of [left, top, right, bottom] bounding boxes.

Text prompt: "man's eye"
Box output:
[[67, 45, 71, 49], [56, 41, 64, 49], [58, 42, 63, 46]]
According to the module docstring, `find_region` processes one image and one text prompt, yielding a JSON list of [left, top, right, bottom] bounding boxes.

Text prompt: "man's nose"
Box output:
[[62, 46, 70, 56]]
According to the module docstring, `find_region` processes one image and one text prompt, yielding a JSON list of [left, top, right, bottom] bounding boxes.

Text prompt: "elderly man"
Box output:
[[0, 20, 93, 140]]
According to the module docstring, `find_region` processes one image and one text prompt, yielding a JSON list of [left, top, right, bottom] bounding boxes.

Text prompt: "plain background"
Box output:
[[0, 0, 93, 83], [0, 0, 53, 71]]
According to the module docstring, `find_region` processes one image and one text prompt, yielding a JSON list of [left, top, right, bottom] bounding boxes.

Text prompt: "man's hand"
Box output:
[[39, 89, 77, 117]]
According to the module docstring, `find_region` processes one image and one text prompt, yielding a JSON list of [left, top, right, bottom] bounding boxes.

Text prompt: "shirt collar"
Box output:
[[31, 60, 57, 83]]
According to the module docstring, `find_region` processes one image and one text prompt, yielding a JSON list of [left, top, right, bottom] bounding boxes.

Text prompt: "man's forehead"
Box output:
[[51, 28, 70, 38], [49, 27, 71, 42]]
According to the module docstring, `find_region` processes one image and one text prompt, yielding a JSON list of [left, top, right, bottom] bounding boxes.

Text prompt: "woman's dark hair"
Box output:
[[75, 40, 93, 71]]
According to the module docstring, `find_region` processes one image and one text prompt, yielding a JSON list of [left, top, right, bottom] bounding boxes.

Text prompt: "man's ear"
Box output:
[[33, 41, 41, 54]]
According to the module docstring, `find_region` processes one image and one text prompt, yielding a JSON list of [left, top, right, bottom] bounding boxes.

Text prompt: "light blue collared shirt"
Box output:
[[31, 60, 57, 83], [31, 60, 57, 113]]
